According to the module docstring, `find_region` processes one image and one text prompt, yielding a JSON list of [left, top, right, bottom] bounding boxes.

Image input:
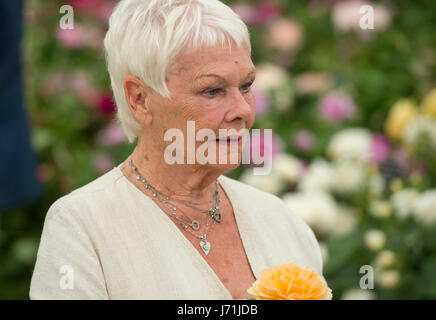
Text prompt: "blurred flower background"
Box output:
[[1, 0, 435, 299]]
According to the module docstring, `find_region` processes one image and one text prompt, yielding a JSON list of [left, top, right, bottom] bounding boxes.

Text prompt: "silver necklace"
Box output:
[[129, 158, 222, 255]]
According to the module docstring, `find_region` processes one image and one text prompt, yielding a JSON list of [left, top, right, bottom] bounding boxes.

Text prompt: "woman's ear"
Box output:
[[123, 75, 153, 125]]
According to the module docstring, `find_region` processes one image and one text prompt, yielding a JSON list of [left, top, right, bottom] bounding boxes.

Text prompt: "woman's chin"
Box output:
[[210, 155, 243, 173]]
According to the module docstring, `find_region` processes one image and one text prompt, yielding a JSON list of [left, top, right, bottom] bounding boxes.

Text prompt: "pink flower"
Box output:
[[83, 27, 106, 51], [39, 72, 69, 96], [97, 121, 127, 146], [391, 148, 409, 172], [253, 88, 270, 117], [296, 72, 332, 95], [93, 153, 115, 174], [246, 131, 284, 166], [70, 0, 101, 10], [69, 71, 100, 106], [56, 26, 85, 49], [293, 130, 316, 153], [95, 2, 115, 20], [98, 93, 116, 115], [56, 22, 104, 51], [318, 90, 356, 123], [254, 3, 281, 25], [391, 148, 427, 176], [267, 18, 303, 52], [370, 133, 391, 164], [332, 1, 392, 33], [71, 0, 115, 21], [231, 4, 257, 25]]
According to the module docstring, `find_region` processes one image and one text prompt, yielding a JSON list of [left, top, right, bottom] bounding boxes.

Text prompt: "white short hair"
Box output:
[[104, 0, 251, 143]]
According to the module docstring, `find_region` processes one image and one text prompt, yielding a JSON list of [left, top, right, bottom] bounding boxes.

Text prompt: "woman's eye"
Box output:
[[204, 88, 221, 97], [240, 82, 253, 93]]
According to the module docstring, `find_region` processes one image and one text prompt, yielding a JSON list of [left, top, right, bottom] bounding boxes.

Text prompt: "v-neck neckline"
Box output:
[[114, 163, 259, 299]]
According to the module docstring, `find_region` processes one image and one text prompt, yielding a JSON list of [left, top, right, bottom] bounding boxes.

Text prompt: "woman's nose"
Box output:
[[224, 88, 254, 123]]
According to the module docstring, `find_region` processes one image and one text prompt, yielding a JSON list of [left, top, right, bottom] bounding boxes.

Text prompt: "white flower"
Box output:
[[403, 115, 436, 150], [412, 189, 436, 226], [327, 128, 372, 162], [341, 288, 376, 300], [329, 205, 359, 236], [272, 86, 294, 113], [296, 72, 332, 95], [369, 173, 386, 197], [253, 63, 294, 113], [240, 168, 283, 195], [332, 159, 366, 195], [271, 153, 304, 184], [332, 1, 364, 31], [267, 18, 302, 52], [298, 158, 336, 192], [370, 200, 392, 219], [332, 1, 391, 32], [363, 229, 386, 251], [282, 191, 339, 235], [253, 63, 288, 92], [390, 188, 420, 220], [376, 270, 400, 289], [373, 250, 396, 269]]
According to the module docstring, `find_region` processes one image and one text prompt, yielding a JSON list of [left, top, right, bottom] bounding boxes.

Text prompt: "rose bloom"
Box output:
[[231, 3, 256, 25], [246, 131, 283, 166], [293, 129, 315, 152], [56, 26, 85, 49], [296, 72, 332, 95], [254, 2, 280, 25], [267, 18, 302, 52], [364, 229, 386, 251], [318, 90, 356, 123], [282, 190, 339, 236], [252, 88, 270, 116], [384, 99, 418, 140], [253, 63, 287, 92], [403, 115, 436, 151], [422, 87, 436, 117], [370, 133, 391, 164], [327, 128, 372, 162], [413, 189, 436, 227], [247, 263, 332, 300], [332, 0, 391, 32]]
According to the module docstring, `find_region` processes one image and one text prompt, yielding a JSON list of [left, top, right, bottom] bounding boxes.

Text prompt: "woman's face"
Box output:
[[144, 41, 256, 172]]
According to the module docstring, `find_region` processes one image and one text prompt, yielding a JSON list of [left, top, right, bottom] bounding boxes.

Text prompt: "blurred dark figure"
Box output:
[[0, 0, 41, 212]]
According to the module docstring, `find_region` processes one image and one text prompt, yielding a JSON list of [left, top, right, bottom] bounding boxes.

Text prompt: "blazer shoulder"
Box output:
[[45, 166, 124, 223]]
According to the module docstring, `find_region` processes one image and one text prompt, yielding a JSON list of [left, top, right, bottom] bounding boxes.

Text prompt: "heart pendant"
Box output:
[[199, 241, 211, 255]]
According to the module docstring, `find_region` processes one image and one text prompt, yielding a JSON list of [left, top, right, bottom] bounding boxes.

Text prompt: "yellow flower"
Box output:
[[247, 263, 332, 300], [384, 99, 418, 140], [422, 87, 436, 118]]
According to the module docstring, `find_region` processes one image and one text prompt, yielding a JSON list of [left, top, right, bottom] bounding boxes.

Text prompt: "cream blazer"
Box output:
[[29, 163, 324, 299]]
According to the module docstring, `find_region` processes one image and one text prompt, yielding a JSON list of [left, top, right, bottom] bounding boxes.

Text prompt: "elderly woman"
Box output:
[[30, 0, 323, 299]]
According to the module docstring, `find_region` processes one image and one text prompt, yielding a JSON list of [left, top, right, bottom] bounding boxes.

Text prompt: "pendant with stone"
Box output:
[[190, 220, 200, 231], [213, 211, 222, 223], [199, 240, 211, 255], [209, 207, 222, 223]]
